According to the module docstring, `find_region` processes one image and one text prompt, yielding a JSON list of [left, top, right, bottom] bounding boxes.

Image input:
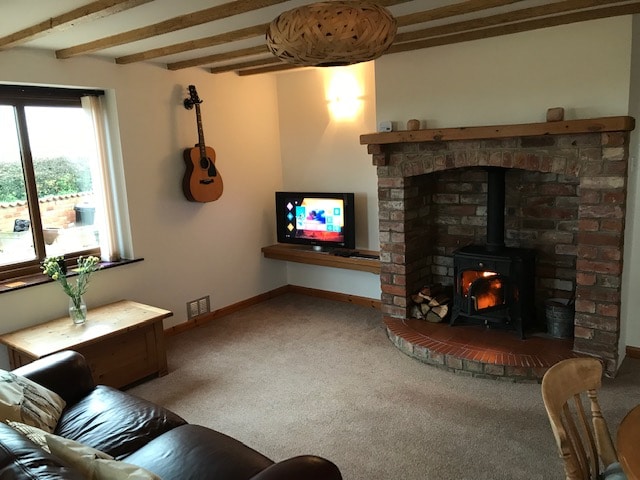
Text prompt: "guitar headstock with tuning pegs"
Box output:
[[183, 85, 202, 110]]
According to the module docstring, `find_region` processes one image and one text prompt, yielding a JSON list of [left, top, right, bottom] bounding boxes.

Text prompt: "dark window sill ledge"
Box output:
[[0, 258, 143, 294]]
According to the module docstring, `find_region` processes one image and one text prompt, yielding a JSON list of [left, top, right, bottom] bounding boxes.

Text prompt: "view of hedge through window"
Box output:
[[0, 157, 92, 202]]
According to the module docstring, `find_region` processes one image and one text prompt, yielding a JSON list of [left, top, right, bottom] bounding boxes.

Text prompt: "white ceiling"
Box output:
[[1, 1, 638, 75]]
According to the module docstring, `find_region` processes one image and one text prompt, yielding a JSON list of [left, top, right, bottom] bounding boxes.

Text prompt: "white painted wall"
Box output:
[[273, 63, 381, 298], [0, 49, 286, 369], [375, 17, 632, 128], [622, 15, 640, 358]]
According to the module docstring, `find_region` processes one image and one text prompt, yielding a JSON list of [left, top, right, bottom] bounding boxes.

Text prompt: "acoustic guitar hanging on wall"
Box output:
[[182, 85, 223, 202]]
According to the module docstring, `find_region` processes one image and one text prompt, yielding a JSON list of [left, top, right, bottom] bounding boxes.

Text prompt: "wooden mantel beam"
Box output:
[[360, 116, 635, 146]]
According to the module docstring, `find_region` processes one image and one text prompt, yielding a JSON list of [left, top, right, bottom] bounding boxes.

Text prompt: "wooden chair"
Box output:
[[541, 357, 626, 480]]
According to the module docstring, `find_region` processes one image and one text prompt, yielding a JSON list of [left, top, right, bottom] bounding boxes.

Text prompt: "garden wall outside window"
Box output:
[[0, 85, 124, 281]]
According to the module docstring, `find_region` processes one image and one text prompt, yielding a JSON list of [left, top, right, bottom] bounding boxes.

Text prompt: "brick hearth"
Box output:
[[385, 317, 578, 382], [361, 117, 635, 376]]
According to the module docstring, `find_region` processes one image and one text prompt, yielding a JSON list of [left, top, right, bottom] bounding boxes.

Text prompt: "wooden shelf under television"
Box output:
[[261, 244, 380, 274]]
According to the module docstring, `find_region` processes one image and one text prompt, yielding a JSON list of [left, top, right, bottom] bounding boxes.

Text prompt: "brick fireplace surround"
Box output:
[[361, 116, 635, 379]]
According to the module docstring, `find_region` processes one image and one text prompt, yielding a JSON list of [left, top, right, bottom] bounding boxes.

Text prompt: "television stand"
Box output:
[[261, 244, 380, 274]]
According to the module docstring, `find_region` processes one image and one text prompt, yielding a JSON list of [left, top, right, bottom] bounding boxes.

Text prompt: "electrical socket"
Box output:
[[187, 295, 210, 320], [198, 296, 210, 315], [187, 300, 199, 319]]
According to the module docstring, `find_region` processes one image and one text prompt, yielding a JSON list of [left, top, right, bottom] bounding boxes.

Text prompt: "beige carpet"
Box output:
[[128, 293, 640, 480]]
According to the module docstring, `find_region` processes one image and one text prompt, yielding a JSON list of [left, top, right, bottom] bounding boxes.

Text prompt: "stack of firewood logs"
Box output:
[[410, 284, 452, 323]]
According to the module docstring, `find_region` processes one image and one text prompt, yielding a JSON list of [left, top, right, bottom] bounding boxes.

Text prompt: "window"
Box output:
[[0, 85, 121, 281]]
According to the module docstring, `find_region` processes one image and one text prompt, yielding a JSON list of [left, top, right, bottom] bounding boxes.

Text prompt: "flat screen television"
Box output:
[[275, 191, 355, 251]]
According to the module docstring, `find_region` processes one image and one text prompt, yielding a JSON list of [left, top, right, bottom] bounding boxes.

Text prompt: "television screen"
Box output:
[[275, 192, 355, 250]]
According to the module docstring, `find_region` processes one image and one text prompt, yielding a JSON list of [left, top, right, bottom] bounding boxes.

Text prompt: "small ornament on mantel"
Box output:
[[546, 107, 565, 122], [406, 119, 422, 131]]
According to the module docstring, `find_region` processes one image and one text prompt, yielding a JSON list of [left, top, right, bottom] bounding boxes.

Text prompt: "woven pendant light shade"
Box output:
[[266, 1, 397, 67]]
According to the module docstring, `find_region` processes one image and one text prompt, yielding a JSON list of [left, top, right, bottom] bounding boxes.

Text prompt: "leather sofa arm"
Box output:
[[13, 350, 95, 406], [250, 455, 342, 480]]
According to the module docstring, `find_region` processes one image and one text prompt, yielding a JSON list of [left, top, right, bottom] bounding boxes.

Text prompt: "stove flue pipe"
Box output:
[[486, 167, 506, 251]]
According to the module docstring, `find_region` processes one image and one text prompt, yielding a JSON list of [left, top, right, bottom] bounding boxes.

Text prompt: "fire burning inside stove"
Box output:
[[461, 271, 506, 310]]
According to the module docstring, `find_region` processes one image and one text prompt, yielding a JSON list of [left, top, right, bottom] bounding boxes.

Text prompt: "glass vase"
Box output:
[[69, 295, 87, 325]]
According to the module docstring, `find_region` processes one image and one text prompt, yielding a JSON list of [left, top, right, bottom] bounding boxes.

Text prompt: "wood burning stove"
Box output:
[[450, 167, 536, 338], [451, 245, 535, 338]]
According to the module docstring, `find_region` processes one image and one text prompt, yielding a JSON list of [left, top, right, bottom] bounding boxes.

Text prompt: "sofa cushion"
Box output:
[[0, 369, 66, 433], [46, 435, 112, 477], [47, 435, 159, 480], [6, 421, 50, 452], [0, 423, 84, 480], [124, 424, 274, 480], [54, 385, 186, 459]]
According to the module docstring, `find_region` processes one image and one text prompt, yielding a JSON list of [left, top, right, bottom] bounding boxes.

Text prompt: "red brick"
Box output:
[[539, 183, 578, 196], [391, 253, 406, 264], [600, 219, 624, 233], [576, 272, 596, 286], [577, 245, 598, 259], [382, 305, 406, 317], [579, 205, 624, 219], [383, 243, 407, 254], [574, 325, 594, 339], [596, 303, 619, 318], [575, 299, 596, 314], [602, 132, 626, 147], [576, 259, 621, 275], [381, 284, 407, 296], [581, 176, 625, 190], [393, 296, 407, 307], [577, 288, 620, 303], [602, 192, 626, 204], [604, 162, 628, 175], [599, 247, 621, 262], [578, 219, 600, 231], [580, 190, 601, 204], [372, 154, 387, 166], [578, 232, 622, 247]]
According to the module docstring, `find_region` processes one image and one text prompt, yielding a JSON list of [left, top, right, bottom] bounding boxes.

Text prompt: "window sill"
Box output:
[[0, 258, 143, 294]]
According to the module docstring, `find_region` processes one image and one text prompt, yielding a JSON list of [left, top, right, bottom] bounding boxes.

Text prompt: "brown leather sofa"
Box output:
[[0, 350, 342, 479]]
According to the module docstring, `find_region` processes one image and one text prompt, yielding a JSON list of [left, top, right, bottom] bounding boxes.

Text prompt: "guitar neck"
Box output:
[[195, 103, 206, 158]]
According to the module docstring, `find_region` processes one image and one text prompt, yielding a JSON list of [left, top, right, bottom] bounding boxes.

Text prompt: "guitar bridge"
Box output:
[[199, 179, 214, 185]]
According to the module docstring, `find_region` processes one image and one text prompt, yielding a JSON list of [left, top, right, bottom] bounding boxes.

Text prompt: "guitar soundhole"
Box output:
[[200, 157, 209, 169]]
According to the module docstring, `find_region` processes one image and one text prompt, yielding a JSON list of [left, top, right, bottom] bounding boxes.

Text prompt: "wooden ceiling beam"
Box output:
[[55, 0, 291, 59], [116, 24, 268, 64], [394, 0, 630, 44], [237, 63, 302, 76], [167, 45, 269, 71], [395, 0, 525, 27], [388, 2, 640, 55], [115, 0, 413, 65], [209, 57, 282, 74], [0, 0, 151, 49]]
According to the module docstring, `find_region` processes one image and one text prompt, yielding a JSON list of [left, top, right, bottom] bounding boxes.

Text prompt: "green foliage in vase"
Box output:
[[41, 255, 101, 309]]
